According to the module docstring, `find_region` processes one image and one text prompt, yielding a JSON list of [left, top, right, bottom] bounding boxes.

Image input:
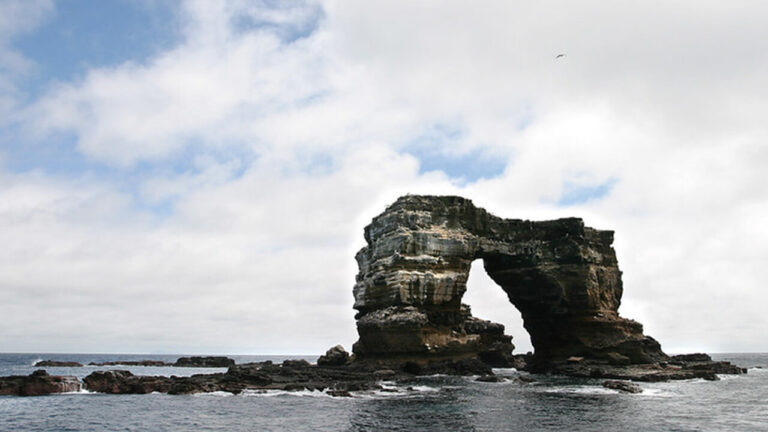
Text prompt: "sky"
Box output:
[[1, 0, 766, 355]]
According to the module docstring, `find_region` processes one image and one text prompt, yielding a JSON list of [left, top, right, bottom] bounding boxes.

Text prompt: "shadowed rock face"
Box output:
[[352, 195, 668, 369]]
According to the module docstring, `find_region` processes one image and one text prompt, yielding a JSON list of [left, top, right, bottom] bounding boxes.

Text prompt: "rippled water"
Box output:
[[1, 353, 766, 431]]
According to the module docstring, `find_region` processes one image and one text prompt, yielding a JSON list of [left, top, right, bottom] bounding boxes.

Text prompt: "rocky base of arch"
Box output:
[[352, 303, 518, 368]]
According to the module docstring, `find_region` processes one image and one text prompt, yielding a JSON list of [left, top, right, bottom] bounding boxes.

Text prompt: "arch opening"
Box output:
[[462, 259, 532, 354]]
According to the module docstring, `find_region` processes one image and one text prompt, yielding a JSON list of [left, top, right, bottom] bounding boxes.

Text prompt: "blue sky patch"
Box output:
[[13, 0, 182, 99], [407, 123, 507, 183], [410, 147, 507, 183], [557, 178, 617, 206], [231, 1, 324, 43]]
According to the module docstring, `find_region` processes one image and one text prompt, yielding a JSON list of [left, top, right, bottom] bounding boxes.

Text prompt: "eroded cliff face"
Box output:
[[352, 195, 667, 369]]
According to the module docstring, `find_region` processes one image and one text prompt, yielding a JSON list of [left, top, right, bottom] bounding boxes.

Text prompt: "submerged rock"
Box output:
[[0, 370, 81, 396], [603, 380, 643, 393], [514, 374, 537, 383], [476, 375, 505, 382]]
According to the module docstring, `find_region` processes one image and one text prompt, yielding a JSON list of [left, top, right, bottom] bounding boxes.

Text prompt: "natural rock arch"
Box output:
[[352, 195, 667, 369]]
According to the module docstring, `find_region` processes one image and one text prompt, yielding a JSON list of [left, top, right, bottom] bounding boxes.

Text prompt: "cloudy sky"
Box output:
[[1, 0, 766, 355]]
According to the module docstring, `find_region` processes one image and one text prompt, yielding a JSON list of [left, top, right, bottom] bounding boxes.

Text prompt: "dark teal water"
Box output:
[[1, 353, 766, 431]]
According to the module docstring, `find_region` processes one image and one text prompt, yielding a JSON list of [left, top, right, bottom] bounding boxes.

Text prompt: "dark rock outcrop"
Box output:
[[34, 360, 84, 367], [173, 356, 235, 367], [0, 370, 81, 396], [89, 360, 171, 367], [670, 353, 712, 363], [476, 375, 506, 382], [317, 345, 350, 366]]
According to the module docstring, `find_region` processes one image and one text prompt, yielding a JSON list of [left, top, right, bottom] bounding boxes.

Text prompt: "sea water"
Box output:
[[1, 353, 766, 431]]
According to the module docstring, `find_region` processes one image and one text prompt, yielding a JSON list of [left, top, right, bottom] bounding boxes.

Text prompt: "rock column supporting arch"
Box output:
[[352, 195, 667, 369]]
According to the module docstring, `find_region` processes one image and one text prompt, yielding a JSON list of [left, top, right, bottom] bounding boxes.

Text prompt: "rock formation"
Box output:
[[0, 370, 81, 396], [34, 360, 84, 367], [317, 345, 351, 366], [352, 195, 668, 370], [174, 356, 235, 367]]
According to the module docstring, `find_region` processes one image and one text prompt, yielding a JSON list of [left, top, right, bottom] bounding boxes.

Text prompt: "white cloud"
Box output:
[[2, 0, 767, 354]]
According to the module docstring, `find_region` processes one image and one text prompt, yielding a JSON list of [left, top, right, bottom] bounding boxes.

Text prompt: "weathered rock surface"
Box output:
[[603, 380, 643, 393], [0, 370, 81, 396], [352, 195, 664, 369], [34, 360, 84, 367], [173, 356, 235, 367], [317, 345, 350, 366]]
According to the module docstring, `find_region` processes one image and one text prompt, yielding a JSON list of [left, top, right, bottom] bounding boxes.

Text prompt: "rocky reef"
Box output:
[[0, 370, 80, 396], [351, 195, 742, 379], [1, 352, 743, 397], [81, 360, 390, 395], [31, 356, 237, 368]]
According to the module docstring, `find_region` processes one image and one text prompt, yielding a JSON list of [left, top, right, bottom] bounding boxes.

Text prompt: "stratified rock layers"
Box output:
[[352, 195, 667, 368]]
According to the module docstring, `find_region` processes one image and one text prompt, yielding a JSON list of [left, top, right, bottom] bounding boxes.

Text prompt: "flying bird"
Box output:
[[555, 53, 566, 59]]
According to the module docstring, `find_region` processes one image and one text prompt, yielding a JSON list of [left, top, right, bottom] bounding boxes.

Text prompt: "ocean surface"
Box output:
[[1, 353, 766, 431]]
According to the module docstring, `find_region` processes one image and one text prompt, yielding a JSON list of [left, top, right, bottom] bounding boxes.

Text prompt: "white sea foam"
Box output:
[[635, 388, 675, 397], [29, 358, 43, 367], [240, 389, 336, 398], [62, 388, 96, 395], [491, 368, 519, 374], [355, 390, 406, 399], [378, 382, 398, 391], [717, 373, 744, 381], [543, 386, 620, 395], [546, 385, 679, 397], [682, 378, 710, 384], [406, 385, 439, 392], [354, 386, 443, 399], [193, 391, 235, 397]]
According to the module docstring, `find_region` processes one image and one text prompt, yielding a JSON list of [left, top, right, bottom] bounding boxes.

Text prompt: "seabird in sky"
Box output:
[[555, 53, 566, 59]]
